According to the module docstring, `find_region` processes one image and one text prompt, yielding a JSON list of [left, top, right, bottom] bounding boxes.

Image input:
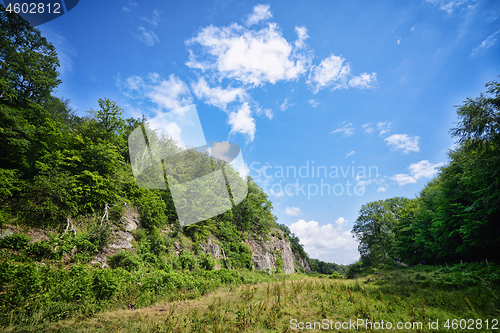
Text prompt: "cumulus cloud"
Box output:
[[385, 134, 420, 154], [331, 121, 354, 136], [391, 160, 444, 186], [285, 206, 303, 216], [191, 77, 247, 110], [294, 26, 309, 49], [245, 4, 272, 26], [186, 22, 308, 86], [308, 55, 377, 93], [290, 219, 359, 264], [228, 102, 256, 142], [122, 73, 192, 112], [137, 26, 159, 46], [390, 173, 417, 186], [308, 55, 351, 93], [349, 72, 377, 89]]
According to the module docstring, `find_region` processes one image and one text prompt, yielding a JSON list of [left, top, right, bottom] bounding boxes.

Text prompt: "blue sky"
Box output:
[[9, 0, 500, 264]]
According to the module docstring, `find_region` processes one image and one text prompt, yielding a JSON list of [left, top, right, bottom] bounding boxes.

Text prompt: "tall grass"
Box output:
[[5, 262, 499, 332]]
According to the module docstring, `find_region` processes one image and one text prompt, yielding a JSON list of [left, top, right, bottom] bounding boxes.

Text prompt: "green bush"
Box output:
[[108, 251, 140, 271], [0, 233, 31, 250], [179, 251, 197, 270], [92, 269, 118, 300], [198, 253, 216, 270]]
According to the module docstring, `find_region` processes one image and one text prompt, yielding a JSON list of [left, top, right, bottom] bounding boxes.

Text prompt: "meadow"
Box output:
[[3, 262, 499, 333]]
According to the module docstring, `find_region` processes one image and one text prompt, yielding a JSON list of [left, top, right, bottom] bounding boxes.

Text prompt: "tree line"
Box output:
[[351, 78, 500, 267]]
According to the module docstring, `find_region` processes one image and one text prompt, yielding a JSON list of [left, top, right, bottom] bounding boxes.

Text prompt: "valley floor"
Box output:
[[4, 263, 500, 333]]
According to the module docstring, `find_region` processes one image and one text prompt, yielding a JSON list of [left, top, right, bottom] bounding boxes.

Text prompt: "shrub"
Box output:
[[198, 253, 216, 271], [92, 269, 119, 300], [179, 251, 197, 270], [108, 251, 140, 271], [0, 233, 31, 250]]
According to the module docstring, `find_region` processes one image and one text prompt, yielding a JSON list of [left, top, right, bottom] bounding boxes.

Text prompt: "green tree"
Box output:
[[352, 199, 408, 264], [0, 6, 60, 105]]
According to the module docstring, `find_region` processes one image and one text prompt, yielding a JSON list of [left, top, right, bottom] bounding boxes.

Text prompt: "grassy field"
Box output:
[[3, 262, 499, 333]]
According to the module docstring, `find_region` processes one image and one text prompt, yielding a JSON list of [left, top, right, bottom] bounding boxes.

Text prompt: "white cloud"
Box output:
[[345, 150, 355, 158], [245, 4, 272, 26], [191, 77, 248, 110], [377, 121, 392, 136], [137, 26, 159, 46], [385, 134, 420, 154], [349, 72, 377, 89], [308, 55, 351, 93], [390, 173, 417, 186], [186, 22, 309, 86], [186, 21, 309, 86], [308, 99, 320, 108], [362, 123, 374, 134], [331, 121, 354, 136], [426, 0, 469, 15], [123, 73, 192, 112], [408, 160, 444, 179], [308, 55, 377, 93], [285, 206, 303, 216], [397, 39, 401, 44], [256, 106, 274, 119], [280, 98, 294, 111], [290, 219, 359, 264], [472, 29, 500, 55], [269, 187, 285, 197], [141, 9, 161, 26], [391, 160, 444, 186], [335, 217, 347, 226], [294, 26, 309, 49], [228, 102, 256, 142]]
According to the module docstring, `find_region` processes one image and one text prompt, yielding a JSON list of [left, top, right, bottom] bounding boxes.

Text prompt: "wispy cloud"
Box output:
[[120, 73, 192, 112], [331, 121, 355, 136], [425, 0, 469, 15], [362, 123, 374, 134], [280, 98, 294, 111], [245, 4, 272, 26], [472, 29, 500, 55], [141, 9, 161, 26], [345, 150, 355, 158], [308, 99, 320, 108], [385, 134, 420, 154], [137, 26, 159, 46], [377, 121, 392, 136]]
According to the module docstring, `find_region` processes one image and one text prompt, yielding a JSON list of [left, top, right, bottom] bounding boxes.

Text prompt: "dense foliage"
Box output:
[[352, 78, 500, 268]]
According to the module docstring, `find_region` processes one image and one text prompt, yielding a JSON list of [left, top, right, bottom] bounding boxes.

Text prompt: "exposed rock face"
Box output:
[[298, 257, 312, 273], [91, 228, 135, 267], [245, 229, 295, 274], [201, 237, 223, 260]]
